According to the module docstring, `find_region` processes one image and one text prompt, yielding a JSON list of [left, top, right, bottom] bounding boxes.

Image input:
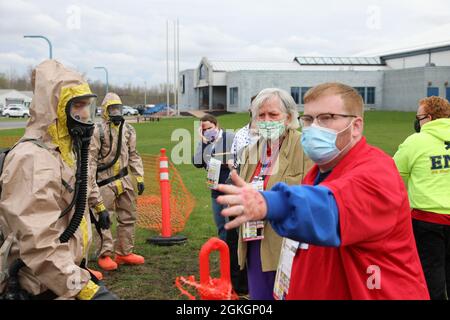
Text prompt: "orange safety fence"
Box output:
[[136, 154, 195, 234], [0, 136, 21, 149]]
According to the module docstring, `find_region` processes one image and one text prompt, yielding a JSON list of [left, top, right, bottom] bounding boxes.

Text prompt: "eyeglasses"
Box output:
[[299, 113, 357, 128], [415, 114, 429, 121]]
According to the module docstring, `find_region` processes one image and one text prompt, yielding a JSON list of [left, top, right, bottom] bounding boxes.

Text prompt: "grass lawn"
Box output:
[[0, 111, 416, 299]]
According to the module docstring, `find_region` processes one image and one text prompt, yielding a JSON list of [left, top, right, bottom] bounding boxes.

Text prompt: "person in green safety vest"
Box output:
[[394, 95, 450, 300]]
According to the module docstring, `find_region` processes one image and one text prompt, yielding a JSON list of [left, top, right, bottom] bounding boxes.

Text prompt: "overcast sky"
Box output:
[[1, 0, 449, 87]]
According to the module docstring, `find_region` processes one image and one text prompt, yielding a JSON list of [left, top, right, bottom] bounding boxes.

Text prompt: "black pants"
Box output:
[[412, 219, 450, 300], [226, 217, 248, 295]]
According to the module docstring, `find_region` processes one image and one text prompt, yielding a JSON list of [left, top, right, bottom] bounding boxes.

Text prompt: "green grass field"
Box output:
[[0, 111, 416, 299]]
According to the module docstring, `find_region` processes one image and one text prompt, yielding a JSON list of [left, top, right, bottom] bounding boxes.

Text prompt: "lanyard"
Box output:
[[210, 129, 223, 157], [259, 140, 282, 177]]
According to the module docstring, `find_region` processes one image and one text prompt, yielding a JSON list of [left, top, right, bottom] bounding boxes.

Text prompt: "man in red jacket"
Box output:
[[217, 82, 429, 299]]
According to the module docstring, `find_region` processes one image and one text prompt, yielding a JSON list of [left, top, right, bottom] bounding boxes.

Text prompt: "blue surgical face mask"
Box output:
[[301, 122, 353, 165]]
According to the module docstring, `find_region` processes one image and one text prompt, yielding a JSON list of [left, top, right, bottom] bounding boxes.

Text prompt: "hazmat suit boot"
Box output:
[[114, 253, 145, 266], [87, 268, 104, 281], [98, 256, 118, 271]]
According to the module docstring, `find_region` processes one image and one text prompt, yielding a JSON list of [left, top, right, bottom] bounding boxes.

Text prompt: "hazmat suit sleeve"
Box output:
[[0, 145, 90, 297], [88, 126, 106, 213], [126, 124, 144, 179]]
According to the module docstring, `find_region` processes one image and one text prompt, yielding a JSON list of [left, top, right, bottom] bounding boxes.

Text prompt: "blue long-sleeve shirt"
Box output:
[[261, 173, 341, 247]]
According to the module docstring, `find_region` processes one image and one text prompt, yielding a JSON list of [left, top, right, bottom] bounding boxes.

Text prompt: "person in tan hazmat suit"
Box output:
[[90, 92, 145, 271], [0, 60, 117, 300]]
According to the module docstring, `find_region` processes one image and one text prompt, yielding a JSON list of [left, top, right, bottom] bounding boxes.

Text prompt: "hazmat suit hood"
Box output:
[[421, 118, 450, 142], [101, 92, 123, 122], [24, 60, 96, 167]]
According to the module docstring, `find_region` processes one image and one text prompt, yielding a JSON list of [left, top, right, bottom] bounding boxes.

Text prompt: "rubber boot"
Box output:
[[87, 268, 104, 281], [114, 253, 145, 265], [98, 256, 118, 271]]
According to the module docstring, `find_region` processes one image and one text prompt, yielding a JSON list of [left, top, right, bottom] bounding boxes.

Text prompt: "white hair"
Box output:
[[251, 88, 300, 130]]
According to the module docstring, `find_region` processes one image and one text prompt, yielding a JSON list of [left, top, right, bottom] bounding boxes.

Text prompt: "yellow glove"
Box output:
[[94, 203, 106, 214], [76, 280, 100, 300], [136, 176, 144, 183]]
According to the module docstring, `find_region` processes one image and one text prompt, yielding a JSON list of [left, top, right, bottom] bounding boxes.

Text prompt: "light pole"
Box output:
[[24, 35, 53, 59], [144, 81, 147, 106], [94, 66, 109, 94], [176, 18, 180, 116], [166, 20, 170, 117]]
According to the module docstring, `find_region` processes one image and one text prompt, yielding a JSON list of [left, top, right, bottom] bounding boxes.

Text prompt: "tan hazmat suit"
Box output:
[[89, 93, 144, 257], [0, 60, 106, 299]]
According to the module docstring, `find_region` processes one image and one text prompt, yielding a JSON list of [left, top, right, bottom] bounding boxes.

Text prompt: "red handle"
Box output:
[[199, 237, 231, 288]]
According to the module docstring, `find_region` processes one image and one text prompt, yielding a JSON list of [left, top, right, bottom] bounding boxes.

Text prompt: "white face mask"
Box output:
[[257, 120, 286, 140]]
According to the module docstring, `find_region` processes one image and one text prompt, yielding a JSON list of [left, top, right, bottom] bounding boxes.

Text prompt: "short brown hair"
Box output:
[[419, 96, 450, 120], [304, 82, 364, 117], [199, 114, 218, 126]]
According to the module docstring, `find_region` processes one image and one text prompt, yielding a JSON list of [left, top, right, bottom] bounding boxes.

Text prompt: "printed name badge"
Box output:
[[273, 238, 300, 300], [206, 158, 221, 189], [242, 177, 265, 241]]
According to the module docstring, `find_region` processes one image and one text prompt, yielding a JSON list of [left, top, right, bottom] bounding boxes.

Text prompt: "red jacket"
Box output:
[[287, 137, 429, 300]]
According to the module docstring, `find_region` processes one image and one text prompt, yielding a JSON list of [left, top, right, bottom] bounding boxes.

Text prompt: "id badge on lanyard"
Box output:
[[242, 176, 265, 241], [273, 238, 304, 300], [207, 158, 222, 189]]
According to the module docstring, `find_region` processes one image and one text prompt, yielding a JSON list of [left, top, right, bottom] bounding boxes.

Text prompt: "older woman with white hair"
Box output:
[[235, 88, 311, 300]]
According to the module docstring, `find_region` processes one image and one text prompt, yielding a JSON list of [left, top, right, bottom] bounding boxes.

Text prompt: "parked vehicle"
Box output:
[[135, 104, 145, 115], [3, 105, 30, 118], [123, 105, 138, 116]]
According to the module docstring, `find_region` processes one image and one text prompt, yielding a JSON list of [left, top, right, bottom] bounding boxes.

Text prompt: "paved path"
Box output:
[[0, 121, 27, 130]]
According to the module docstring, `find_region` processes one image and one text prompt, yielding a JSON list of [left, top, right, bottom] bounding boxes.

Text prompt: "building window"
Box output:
[[354, 87, 366, 102], [199, 64, 207, 80], [230, 87, 238, 105], [180, 75, 185, 94], [301, 87, 312, 104], [427, 87, 439, 97], [291, 87, 300, 104], [366, 87, 375, 104]]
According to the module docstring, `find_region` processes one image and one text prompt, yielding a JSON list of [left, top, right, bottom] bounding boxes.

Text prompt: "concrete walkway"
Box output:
[[0, 121, 27, 130]]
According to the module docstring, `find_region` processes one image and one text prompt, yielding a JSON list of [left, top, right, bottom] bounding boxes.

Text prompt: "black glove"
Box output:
[[137, 182, 145, 195], [91, 285, 119, 300], [97, 210, 111, 230]]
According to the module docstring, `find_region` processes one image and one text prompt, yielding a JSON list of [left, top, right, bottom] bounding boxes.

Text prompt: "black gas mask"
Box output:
[[59, 94, 96, 243], [107, 104, 124, 126], [96, 103, 125, 173], [65, 95, 96, 140]]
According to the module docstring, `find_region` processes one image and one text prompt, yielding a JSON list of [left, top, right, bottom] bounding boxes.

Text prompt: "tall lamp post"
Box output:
[[23, 35, 53, 59], [94, 66, 109, 94], [144, 81, 147, 106]]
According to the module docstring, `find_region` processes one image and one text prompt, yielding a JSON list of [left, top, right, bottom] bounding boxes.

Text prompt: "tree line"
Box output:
[[0, 69, 176, 106]]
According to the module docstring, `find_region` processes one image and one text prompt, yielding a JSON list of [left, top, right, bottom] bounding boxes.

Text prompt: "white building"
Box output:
[[0, 89, 33, 108], [179, 44, 450, 112]]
